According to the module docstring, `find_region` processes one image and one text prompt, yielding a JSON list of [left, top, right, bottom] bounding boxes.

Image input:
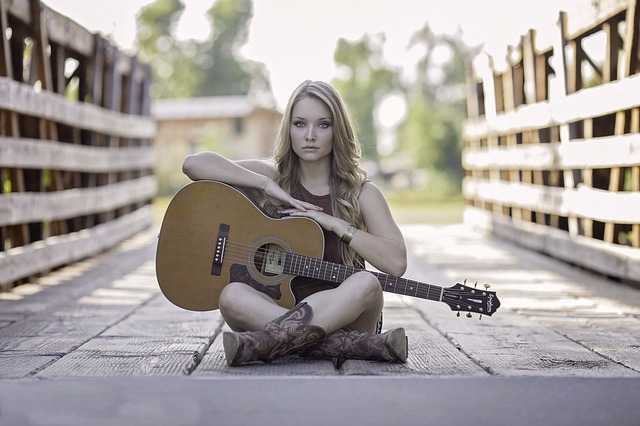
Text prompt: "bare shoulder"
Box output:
[[357, 180, 403, 242], [235, 158, 278, 180], [358, 181, 388, 206]]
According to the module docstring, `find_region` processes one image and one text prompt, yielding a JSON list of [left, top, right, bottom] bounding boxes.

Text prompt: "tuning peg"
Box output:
[[479, 314, 483, 321], [456, 311, 460, 318], [466, 312, 472, 318], [484, 284, 491, 290]]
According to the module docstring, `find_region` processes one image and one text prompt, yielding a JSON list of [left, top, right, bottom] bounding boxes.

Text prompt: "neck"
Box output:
[[298, 157, 331, 187]]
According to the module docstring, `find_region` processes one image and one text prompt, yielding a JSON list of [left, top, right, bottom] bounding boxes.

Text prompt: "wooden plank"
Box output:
[[37, 336, 209, 376], [0, 205, 152, 285], [0, 77, 156, 138], [462, 133, 640, 170], [103, 314, 224, 339], [522, 30, 537, 105], [463, 73, 640, 139], [0, 175, 156, 226], [407, 297, 636, 376], [582, 118, 594, 238], [527, 317, 640, 372], [556, 11, 579, 235], [623, 0, 639, 77], [0, 137, 154, 171], [604, 21, 622, 82], [632, 108, 640, 247], [464, 206, 640, 283], [463, 177, 640, 223], [1, 0, 30, 251], [31, 0, 66, 239], [339, 306, 487, 376], [0, 354, 58, 378]]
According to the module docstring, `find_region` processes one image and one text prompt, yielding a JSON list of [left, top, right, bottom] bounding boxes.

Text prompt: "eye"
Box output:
[[292, 120, 305, 127], [320, 122, 331, 129]]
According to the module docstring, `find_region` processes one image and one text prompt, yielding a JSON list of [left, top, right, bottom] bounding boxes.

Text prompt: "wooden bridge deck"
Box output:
[[1, 223, 640, 379]]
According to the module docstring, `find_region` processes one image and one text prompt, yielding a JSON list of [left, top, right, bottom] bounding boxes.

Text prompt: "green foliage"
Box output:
[[135, 0, 271, 99], [332, 34, 399, 163], [136, 0, 202, 98], [395, 24, 474, 189]]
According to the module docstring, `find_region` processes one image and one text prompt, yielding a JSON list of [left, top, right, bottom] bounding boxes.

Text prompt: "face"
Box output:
[[290, 96, 334, 163]]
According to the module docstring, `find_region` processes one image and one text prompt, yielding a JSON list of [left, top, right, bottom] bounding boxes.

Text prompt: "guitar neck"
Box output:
[[284, 252, 444, 302]]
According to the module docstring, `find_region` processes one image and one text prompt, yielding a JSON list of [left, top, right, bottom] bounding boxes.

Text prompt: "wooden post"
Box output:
[[605, 0, 640, 243], [632, 107, 640, 247], [102, 40, 121, 221], [0, 0, 30, 252], [554, 11, 579, 237], [30, 0, 67, 239]]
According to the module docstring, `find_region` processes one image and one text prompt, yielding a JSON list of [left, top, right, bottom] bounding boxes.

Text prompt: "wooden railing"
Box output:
[[463, 1, 640, 283], [0, 0, 156, 290]]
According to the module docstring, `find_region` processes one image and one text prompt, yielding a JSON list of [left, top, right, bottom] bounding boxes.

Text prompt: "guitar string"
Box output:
[[206, 248, 452, 303], [203, 239, 478, 302]]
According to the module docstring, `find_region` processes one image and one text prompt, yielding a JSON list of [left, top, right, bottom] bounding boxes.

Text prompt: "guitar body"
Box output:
[[155, 180, 325, 311]]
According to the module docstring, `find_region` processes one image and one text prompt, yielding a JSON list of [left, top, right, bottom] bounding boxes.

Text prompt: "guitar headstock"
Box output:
[[442, 280, 500, 318]]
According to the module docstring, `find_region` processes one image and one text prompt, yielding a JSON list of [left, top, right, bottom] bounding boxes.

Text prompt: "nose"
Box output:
[[305, 124, 316, 141]]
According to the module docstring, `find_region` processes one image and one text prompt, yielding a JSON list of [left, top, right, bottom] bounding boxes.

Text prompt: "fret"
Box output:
[[330, 264, 338, 281], [282, 250, 449, 303], [312, 257, 320, 279]]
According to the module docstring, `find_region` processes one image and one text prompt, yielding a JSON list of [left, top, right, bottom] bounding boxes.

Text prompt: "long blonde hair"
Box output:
[[269, 80, 369, 267]]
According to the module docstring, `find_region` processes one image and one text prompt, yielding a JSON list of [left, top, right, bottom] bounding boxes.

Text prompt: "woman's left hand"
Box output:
[[279, 208, 348, 234]]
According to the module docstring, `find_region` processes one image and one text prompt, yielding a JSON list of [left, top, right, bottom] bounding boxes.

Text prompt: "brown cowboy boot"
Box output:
[[301, 327, 408, 369], [223, 302, 326, 366]]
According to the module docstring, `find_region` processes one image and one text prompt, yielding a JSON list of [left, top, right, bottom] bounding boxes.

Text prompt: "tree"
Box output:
[[396, 24, 476, 187], [196, 0, 267, 96], [135, 0, 273, 99], [332, 34, 399, 164], [136, 0, 202, 98]]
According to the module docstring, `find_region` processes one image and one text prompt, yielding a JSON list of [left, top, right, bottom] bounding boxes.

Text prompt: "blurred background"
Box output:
[[46, 0, 620, 225]]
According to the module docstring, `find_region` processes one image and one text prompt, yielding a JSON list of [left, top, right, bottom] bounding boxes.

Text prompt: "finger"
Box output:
[[298, 201, 322, 210], [290, 200, 307, 211]]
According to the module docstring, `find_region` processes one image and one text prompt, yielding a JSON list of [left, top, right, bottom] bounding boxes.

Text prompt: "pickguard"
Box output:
[[229, 263, 282, 300]]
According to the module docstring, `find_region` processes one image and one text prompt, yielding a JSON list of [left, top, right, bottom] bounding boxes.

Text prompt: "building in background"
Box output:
[[152, 95, 282, 195]]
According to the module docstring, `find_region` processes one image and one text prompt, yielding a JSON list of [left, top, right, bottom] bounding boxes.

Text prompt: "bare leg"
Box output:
[[301, 271, 383, 334], [219, 270, 383, 333], [218, 282, 287, 331]]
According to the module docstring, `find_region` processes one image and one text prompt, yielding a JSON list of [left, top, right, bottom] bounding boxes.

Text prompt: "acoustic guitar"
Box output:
[[155, 180, 500, 318]]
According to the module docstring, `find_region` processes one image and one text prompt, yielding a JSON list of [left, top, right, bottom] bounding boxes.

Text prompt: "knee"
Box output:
[[350, 271, 383, 304], [218, 282, 249, 318]]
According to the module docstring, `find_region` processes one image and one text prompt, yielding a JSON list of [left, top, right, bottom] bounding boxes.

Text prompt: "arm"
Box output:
[[336, 182, 407, 276], [182, 151, 323, 212], [182, 151, 273, 190]]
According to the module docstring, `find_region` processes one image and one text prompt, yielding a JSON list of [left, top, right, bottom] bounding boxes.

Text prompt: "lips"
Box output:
[[302, 147, 318, 150]]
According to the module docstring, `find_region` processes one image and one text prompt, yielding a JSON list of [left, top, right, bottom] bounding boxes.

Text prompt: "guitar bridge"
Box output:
[[211, 223, 230, 276]]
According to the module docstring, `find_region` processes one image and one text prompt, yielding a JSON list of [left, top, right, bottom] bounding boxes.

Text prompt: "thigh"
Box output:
[[219, 281, 286, 332]]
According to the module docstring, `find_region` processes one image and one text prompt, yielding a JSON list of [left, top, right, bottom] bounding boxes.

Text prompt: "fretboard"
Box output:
[[283, 252, 444, 302]]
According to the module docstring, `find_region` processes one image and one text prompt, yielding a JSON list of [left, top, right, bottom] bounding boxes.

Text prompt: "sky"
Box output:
[[46, 0, 597, 111]]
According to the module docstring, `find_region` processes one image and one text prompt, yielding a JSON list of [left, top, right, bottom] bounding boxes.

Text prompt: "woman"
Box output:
[[182, 80, 408, 368]]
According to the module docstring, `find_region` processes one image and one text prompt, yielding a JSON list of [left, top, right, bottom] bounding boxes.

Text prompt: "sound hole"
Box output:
[[254, 243, 286, 277]]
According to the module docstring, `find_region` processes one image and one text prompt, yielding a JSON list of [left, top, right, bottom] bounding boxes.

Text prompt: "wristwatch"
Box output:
[[340, 225, 356, 245]]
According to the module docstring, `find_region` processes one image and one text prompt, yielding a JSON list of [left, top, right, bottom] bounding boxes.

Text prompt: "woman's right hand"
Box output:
[[263, 179, 323, 212]]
